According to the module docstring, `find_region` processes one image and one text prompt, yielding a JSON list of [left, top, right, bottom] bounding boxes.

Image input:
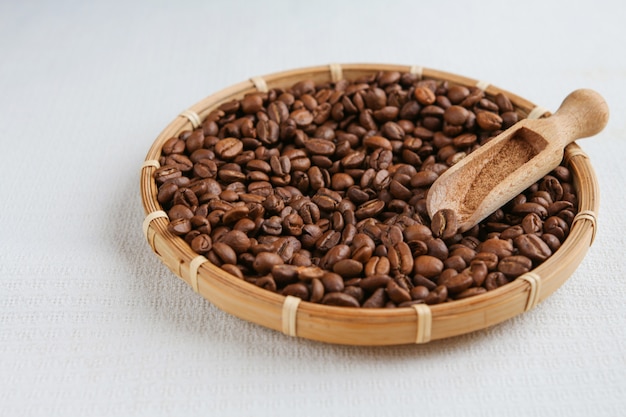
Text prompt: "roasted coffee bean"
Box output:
[[362, 288, 387, 308], [222, 206, 250, 225], [309, 278, 325, 303], [168, 217, 192, 236], [215, 137, 243, 160], [541, 233, 562, 252], [440, 269, 473, 294], [316, 230, 341, 252], [216, 230, 250, 254], [403, 224, 432, 242], [498, 255, 532, 277], [514, 234, 552, 262], [414, 255, 444, 279], [363, 135, 392, 150], [190, 233, 212, 254], [410, 285, 430, 301], [444, 255, 466, 272], [322, 244, 351, 269], [410, 170, 438, 188], [283, 282, 310, 300], [431, 209, 458, 240], [478, 237, 514, 258], [359, 274, 392, 291], [212, 242, 237, 265], [298, 265, 325, 281], [388, 242, 414, 275], [333, 259, 363, 278], [220, 264, 243, 280], [256, 275, 277, 292], [513, 202, 548, 218], [424, 285, 448, 305], [253, 252, 284, 275], [162, 137, 186, 155], [412, 274, 437, 290], [455, 287, 487, 300], [414, 86, 436, 105], [154, 72, 578, 307], [468, 260, 488, 286], [355, 199, 385, 219], [476, 111, 503, 131], [426, 238, 449, 261], [444, 105, 470, 125], [485, 272, 509, 291], [386, 280, 412, 304], [303, 138, 334, 156], [321, 272, 345, 293], [271, 264, 299, 286], [322, 292, 360, 308], [341, 285, 362, 303], [364, 256, 391, 277]]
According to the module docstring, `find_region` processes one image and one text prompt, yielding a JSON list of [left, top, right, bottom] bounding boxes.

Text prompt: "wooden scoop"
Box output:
[[426, 89, 609, 233]]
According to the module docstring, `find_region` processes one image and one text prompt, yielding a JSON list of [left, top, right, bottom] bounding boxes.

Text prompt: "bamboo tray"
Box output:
[[140, 64, 599, 345]]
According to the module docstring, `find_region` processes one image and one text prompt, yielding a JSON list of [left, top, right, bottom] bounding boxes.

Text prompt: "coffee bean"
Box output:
[[388, 242, 414, 275], [440, 269, 473, 294], [431, 209, 458, 240], [271, 264, 299, 286], [212, 242, 238, 265], [322, 292, 360, 308], [410, 170, 438, 188], [253, 252, 284, 275], [498, 255, 532, 277], [256, 275, 277, 292], [414, 86, 436, 105], [364, 256, 391, 277], [381, 121, 405, 140], [355, 199, 385, 219], [414, 255, 444, 279], [455, 287, 487, 300], [476, 111, 503, 131], [410, 285, 429, 301], [241, 94, 263, 114], [222, 206, 250, 225], [362, 288, 387, 308], [444, 105, 470, 125], [220, 264, 243, 280], [316, 230, 341, 252], [364, 88, 387, 110], [283, 282, 310, 300], [386, 280, 412, 304], [485, 272, 508, 291], [333, 259, 363, 278], [478, 237, 514, 258], [424, 285, 448, 305], [168, 217, 192, 236], [512, 202, 548, 218], [514, 234, 552, 262], [320, 272, 344, 293], [155, 72, 578, 307], [305, 138, 336, 156], [322, 244, 351, 268], [363, 135, 392, 150], [217, 230, 251, 254]]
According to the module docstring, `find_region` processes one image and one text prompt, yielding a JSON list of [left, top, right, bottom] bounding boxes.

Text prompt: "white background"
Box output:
[[1, 1, 625, 416]]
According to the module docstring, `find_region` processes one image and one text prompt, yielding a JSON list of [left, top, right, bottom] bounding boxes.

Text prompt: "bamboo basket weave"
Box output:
[[140, 64, 599, 345]]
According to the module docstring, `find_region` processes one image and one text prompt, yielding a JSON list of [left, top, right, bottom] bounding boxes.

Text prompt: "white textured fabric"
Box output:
[[1, 1, 626, 416]]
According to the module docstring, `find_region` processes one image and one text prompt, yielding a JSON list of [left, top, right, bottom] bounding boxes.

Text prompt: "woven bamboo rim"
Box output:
[[140, 63, 599, 346]]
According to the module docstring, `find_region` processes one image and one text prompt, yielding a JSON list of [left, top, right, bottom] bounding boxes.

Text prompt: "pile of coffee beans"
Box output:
[[153, 71, 578, 308]]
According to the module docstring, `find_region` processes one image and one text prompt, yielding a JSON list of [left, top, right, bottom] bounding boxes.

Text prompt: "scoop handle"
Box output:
[[550, 89, 609, 145]]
